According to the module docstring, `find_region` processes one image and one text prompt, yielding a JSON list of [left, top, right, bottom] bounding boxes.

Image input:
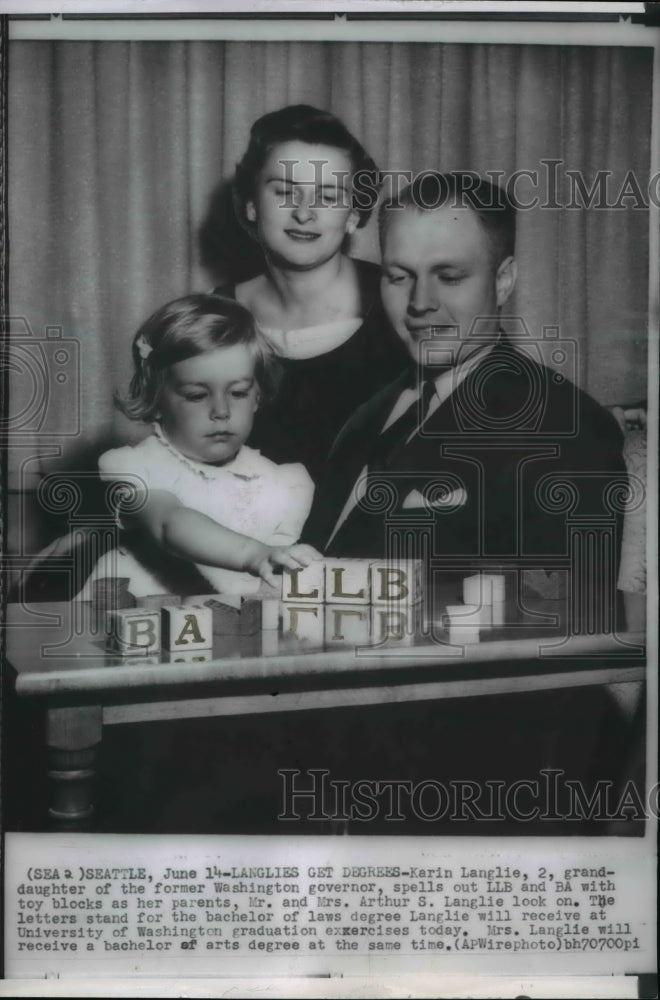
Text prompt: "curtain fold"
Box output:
[[7, 39, 652, 494]]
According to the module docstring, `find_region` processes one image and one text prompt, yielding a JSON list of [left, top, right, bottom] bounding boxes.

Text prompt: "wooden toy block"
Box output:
[[250, 583, 281, 630], [280, 602, 324, 644], [463, 573, 506, 606], [463, 574, 488, 607], [205, 594, 253, 636], [444, 604, 483, 645], [369, 559, 423, 609], [141, 593, 182, 611], [324, 559, 371, 605], [260, 629, 279, 657], [281, 561, 325, 603], [198, 594, 279, 636], [92, 577, 136, 612], [369, 607, 415, 646], [491, 601, 505, 627], [105, 608, 160, 655], [168, 649, 212, 663], [448, 625, 480, 645], [445, 603, 488, 626], [324, 604, 371, 647], [486, 574, 506, 602], [161, 604, 213, 650], [182, 593, 218, 606]]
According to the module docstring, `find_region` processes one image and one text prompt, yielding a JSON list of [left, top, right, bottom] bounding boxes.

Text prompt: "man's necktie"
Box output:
[[369, 373, 439, 473]]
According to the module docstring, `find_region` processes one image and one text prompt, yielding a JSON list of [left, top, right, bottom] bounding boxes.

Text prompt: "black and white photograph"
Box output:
[[0, 1, 657, 994]]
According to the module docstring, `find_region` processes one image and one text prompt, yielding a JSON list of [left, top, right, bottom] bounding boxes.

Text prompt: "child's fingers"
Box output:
[[259, 562, 279, 588], [273, 550, 307, 571], [287, 544, 324, 566]]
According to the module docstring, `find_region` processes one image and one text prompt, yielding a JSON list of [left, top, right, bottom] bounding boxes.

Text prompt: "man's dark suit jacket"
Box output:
[[304, 337, 627, 591]]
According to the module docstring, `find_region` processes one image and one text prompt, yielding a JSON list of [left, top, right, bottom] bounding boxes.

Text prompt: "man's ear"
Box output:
[[495, 255, 517, 307]]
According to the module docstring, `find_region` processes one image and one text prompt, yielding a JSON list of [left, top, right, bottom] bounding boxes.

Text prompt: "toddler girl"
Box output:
[[82, 293, 319, 598]]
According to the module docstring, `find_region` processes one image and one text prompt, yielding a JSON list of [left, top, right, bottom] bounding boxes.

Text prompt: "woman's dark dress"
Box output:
[[216, 258, 408, 482]]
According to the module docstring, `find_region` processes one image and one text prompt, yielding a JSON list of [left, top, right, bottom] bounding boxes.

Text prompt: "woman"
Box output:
[[219, 104, 408, 482]]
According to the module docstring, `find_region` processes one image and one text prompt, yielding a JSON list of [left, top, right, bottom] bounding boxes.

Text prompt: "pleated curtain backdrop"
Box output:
[[7, 40, 653, 502]]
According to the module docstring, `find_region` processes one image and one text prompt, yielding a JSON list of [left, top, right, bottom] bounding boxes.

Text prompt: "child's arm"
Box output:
[[119, 487, 320, 587]]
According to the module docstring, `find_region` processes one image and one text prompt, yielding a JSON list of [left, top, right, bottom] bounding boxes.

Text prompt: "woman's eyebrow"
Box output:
[[266, 177, 348, 189], [176, 377, 255, 387]]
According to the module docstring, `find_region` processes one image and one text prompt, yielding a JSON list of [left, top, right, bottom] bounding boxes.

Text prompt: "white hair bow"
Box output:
[[136, 335, 153, 360]]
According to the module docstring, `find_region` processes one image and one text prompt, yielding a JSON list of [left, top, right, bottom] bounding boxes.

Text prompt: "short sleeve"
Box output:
[[269, 463, 315, 544], [98, 446, 153, 529], [98, 446, 152, 487]]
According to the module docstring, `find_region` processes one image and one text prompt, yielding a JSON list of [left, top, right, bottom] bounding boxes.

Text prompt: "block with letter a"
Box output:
[[324, 559, 371, 605], [324, 604, 371, 647], [105, 609, 160, 655], [161, 605, 213, 650], [281, 561, 325, 603]]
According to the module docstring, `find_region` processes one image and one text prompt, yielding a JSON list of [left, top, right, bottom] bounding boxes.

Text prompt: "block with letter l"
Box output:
[[281, 561, 325, 603], [105, 609, 160, 655], [280, 603, 324, 644], [324, 604, 371, 647], [161, 605, 213, 650], [324, 559, 371, 605]]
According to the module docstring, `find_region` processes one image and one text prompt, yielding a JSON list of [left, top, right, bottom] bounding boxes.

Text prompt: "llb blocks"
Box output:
[[281, 559, 423, 609]]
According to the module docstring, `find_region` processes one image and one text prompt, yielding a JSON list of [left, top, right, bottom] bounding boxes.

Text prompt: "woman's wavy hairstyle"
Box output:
[[116, 294, 279, 422], [233, 104, 380, 235]]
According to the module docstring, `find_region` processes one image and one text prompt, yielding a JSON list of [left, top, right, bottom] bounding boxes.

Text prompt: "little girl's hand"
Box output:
[[256, 544, 323, 588]]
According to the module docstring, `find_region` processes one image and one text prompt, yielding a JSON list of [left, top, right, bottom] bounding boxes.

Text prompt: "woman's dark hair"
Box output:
[[117, 293, 279, 422], [234, 104, 379, 233]]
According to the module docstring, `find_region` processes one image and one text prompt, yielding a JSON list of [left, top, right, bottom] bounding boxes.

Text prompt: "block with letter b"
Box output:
[[105, 609, 160, 656], [369, 559, 423, 610], [161, 605, 213, 650], [369, 607, 415, 646]]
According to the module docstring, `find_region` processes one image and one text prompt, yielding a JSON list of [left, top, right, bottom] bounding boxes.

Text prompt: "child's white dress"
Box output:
[[79, 425, 314, 598]]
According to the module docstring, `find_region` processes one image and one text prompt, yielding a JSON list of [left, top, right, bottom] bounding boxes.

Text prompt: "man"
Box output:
[[298, 174, 633, 832], [305, 173, 627, 623]]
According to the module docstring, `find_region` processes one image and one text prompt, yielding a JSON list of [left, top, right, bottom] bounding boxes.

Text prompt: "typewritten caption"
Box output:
[[4, 835, 655, 978]]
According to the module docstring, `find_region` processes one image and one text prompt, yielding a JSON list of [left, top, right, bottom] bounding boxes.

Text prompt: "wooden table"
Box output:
[[4, 597, 645, 829]]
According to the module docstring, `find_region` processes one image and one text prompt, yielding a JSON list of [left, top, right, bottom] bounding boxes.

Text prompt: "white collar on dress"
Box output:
[[152, 423, 262, 482], [260, 318, 362, 360]]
